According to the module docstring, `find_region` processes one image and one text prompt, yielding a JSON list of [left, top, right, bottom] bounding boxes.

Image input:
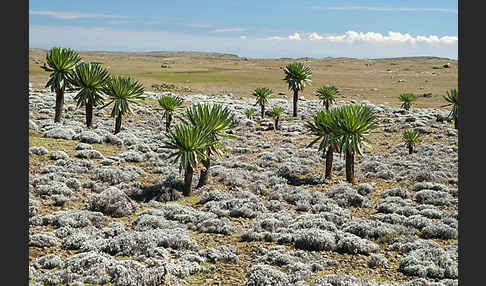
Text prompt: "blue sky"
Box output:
[[29, 0, 458, 59]]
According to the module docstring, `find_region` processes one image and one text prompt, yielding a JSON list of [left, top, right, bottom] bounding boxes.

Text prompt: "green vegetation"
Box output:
[[305, 109, 339, 180], [252, 87, 273, 118], [182, 104, 238, 188], [402, 129, 422, 154], [69, 62, 110, 128], [101, 76, 145, 134], [442, 88, 458, 129], [399, 93, 417, 110], [283, 62, 312, 117], [40, 47, 82, 122], [244, 108, 255, 120], [162, 124, 216, 196], [270, 106, 285, 130], [315, 85, 339, 110], [158, 95, 185, 132], [323, 104, 379, 183]]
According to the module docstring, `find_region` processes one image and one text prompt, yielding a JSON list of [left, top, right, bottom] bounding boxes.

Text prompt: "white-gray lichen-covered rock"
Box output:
[[85, 186, 137, 217], [49, 150, 70, 160], [75, 143, 93, 150], [398, 242, 458, 279], [75, 149, 104, 159], [357, 183, 375, 195], [30, 210, 108, 229], [199, 245, 239, 264], [294, 228, 337, 251], [43, 127, 76, 140], [367, 253, 388, 268], [313, 274, 378, 286], [30, 146, 49, 155], [245, 264, 290, 286], [91, 165, 144, 184], [336, 232, 380, 255], [29, 233, 59, 248], [78, 130, 103, 144], [420, 223, 458, 240], [415, 190, 454, 206]]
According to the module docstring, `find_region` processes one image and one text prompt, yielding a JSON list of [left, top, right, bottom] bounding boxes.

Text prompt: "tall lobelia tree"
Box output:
[[442, 88, 458, 129], [253, 87, 272, 119], [402, 129, 422, 154], [316, 85, 339, 110], [162, 124, 215, 196], [326, 104, 379, 184], [182, 103, 238, 188], [283, 62, 312, 117], [69, 62, 110, 128], [158, 95, 184, 132], [270, 106, 284, 131], [101, 75, 145, 134], [305, 109, 340, 181], [41, 47, 82, 123], [399, 93, 416, 111]]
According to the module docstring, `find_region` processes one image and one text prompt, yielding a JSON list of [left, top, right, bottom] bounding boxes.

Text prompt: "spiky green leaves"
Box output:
[[323, 105, 379, 156], [399, 93, 416, 110], [182, 103, 238, 159], [244, 108, 255, 119], [305, 109, 338, 152], [69, 62, 110, 108], [316, 85, 339, 108], [283, 62, 312, 92], [270, 106, 284, 118], [442, 88, 458, 121], [42, 47, 81, 92], [102, 75, 145, 117], [402, 129, 422, 146], [158, 95, 184, 120], [163, 125, 216, 174], [253, 87, 272, 107]]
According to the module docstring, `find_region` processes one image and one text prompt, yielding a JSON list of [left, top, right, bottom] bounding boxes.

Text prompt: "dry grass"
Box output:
[[29, 49, 457, 110]]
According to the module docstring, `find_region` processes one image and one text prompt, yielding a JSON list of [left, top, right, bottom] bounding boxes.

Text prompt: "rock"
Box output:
[[44, 128, 76, 140], [30, 146, 48, 155], [85, 187, 137, 217]]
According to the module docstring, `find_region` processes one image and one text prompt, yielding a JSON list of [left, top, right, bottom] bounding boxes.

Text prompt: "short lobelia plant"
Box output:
[[41, 47, 82, 123], [244, 108, 255, 120], [316, 85, 339, 110], [69, 62, 110, 128], [399, 93, 416, 111], [325, 104, 379, 184], [101, 75, 145, 134], [305, 109, 340, 181], [182, 103, 238, 188], [270, 106, 285, 130], [283, 62, 312, 117], [158, 95, 184, 132], [253, 87, 272, 118], [442, 88, 458, 129], [402, 129, 422, 154], [162, 124, 216, 196]]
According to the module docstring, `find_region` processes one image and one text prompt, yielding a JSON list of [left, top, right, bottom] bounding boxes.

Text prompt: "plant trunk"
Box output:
[[408, 145, 414, 155], [325, 145, 334, 180], [86, 102, 93, 128], [325, 102, 329, 110], [166, 114, 172, 132], [454, 117, 458, 129], [293, 90, 298, 117], [275, 117, 279, 130], [114, 113, 122, 134], [261, 104, 265, 119], [197, 158, 211, 188], [54, 88, 64, 123], [183, 164, 194, 196], [345, 150, 355, 184]]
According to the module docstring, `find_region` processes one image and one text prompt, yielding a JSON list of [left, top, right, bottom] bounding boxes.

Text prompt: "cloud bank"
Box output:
[[29, 25, 457, 59]]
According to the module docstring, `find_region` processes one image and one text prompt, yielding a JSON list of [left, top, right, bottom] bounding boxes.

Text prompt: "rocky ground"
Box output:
[[28, 89, 458, 286]]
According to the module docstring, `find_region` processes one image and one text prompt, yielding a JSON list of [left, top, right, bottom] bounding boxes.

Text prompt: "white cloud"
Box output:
[[288, 32, 301, 40], [212, 28, 246, 33], [29, 25, 457, 59], [304, 31, 458, 46], [29, 10, 122, 20], [240, 35, 247, 39], [314, 6, 458, 14]]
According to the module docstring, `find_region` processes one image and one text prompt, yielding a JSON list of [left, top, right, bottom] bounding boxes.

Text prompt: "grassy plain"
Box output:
[[29, 48, 457, 110]]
